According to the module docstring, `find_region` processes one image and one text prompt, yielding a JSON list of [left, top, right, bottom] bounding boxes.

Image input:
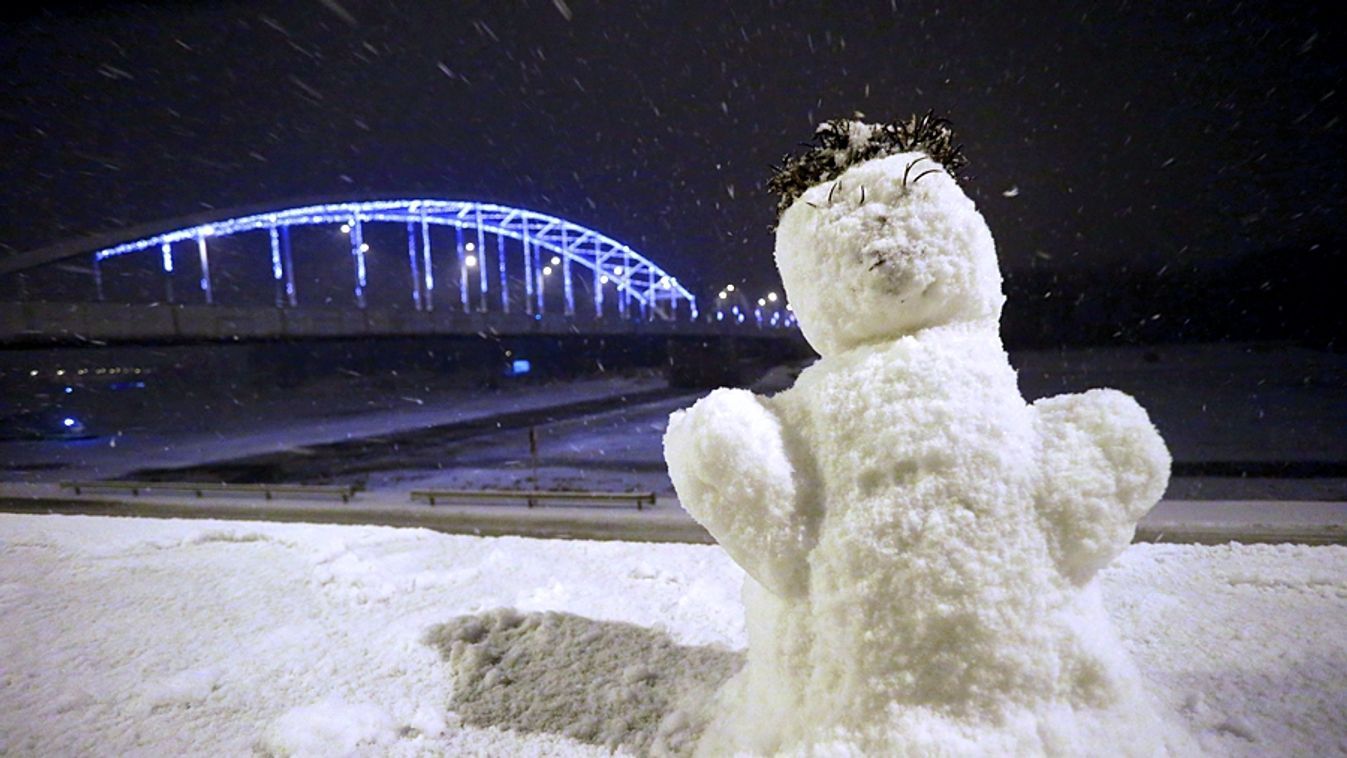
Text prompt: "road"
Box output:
[[123, 386, 698, 496], [1, 483, 1343, 546]]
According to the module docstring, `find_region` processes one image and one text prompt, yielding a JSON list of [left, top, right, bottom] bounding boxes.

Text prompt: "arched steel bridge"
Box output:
[[4, 198, 696, 319], [0, 198, 800, 344]]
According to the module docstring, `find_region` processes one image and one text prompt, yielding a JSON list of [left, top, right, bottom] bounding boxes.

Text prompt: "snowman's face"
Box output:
[[774, 151, 1004, 356]]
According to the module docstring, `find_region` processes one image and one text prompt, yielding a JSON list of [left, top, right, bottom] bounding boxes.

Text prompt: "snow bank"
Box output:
[[0, 514, 1343, 756]]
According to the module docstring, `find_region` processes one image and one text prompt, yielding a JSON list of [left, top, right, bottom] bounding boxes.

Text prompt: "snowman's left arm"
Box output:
[[1033, 388, 1170, 585], [664, 388, 815, 597]]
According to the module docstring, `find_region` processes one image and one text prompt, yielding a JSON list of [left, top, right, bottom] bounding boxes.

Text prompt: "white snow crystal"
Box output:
[[259, 698, 398, 757], [138, 667, 223, 712], [665, 142, 1193, 755]]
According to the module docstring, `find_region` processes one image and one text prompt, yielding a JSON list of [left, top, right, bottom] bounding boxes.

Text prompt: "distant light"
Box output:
[[56, 369, 65, 377], [767, 292, 778, 302], [600, 275, 610, 284], [62, 417, 76, 428], [29, 370, 37, 377], [340, 224, 351, 233], [359, 243, 370, 252], [509, 359, 532, 375], [64, 386, 73, 394], [757, 298, 766, 306], [613, 266, 624, 275], [465, 255, 478, 268], [726, 284, 735, 292], [464, 241, 476, 252], [550, 256, 561, 265], [543, 266, 553, 276], [718, 291, 727, 300]]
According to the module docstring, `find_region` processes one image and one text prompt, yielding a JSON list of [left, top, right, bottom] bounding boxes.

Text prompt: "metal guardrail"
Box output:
[[410, 488, 655, 510], [56, 481, 654, 509], [60, 480, 356, 502]]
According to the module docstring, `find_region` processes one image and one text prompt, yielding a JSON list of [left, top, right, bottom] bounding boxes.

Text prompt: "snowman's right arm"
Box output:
[[1033, 388, 1170, 585], [664, 388, 813, 597]]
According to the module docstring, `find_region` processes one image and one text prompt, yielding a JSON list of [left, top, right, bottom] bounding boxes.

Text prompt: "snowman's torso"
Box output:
[[766, 324, 1070, 725]]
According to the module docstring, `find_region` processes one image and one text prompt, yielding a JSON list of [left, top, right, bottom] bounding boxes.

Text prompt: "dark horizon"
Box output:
[[3, 1, 1343, 343]]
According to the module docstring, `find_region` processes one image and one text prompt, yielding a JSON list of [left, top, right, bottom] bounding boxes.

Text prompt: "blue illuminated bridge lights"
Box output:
[[83, 199, 700, 321]]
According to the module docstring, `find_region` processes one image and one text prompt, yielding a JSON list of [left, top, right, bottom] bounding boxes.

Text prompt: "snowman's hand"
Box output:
[[664, 388, 811, 596], [1033, 388, 1170, 585]]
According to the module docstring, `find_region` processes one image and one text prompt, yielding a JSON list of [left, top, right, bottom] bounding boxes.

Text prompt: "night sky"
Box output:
[[3, 1, 1342, 302]]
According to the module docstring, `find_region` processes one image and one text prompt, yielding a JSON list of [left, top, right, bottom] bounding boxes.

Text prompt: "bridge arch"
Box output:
[[4, 199, 698, 321]]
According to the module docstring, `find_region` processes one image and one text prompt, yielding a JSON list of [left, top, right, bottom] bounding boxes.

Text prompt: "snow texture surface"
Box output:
[[0, 515, 1344, 756], [427, 609, 739, 755], [665, 137, 1192, 754]]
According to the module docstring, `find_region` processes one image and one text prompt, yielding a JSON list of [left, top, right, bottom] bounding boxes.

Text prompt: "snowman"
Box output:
[[663, 115, 1194, 755]]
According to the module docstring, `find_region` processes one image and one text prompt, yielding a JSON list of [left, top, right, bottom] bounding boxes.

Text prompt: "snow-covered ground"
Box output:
[[0, 372, 669, 484], [4, 342, 1339, 502], [1, 513, 1344, 756]]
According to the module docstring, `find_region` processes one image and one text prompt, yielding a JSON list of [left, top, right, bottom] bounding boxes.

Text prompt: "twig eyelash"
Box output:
[[911, 168, 941, 185], [902, 156, 930, 189]]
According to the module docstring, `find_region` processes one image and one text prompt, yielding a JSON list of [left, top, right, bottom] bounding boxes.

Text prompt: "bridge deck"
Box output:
[[0, 301, 798, 344]]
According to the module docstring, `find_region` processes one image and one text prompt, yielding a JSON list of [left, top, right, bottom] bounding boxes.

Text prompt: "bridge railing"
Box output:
[[0, 300, 798, 345]]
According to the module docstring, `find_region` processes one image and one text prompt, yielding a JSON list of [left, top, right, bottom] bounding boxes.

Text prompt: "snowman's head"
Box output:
[[772, 120, 1004, 356]]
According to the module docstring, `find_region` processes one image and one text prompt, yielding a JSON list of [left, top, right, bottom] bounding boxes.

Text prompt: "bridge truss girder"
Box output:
[[80, 200, 697, 321]]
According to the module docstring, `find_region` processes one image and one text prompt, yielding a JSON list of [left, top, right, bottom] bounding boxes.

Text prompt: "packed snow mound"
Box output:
[[665, 126, 1193, 755], [427, 609, 741, 755]]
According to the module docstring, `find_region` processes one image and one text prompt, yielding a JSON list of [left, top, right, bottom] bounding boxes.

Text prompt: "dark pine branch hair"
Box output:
[[767, 111, 967, 218]]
